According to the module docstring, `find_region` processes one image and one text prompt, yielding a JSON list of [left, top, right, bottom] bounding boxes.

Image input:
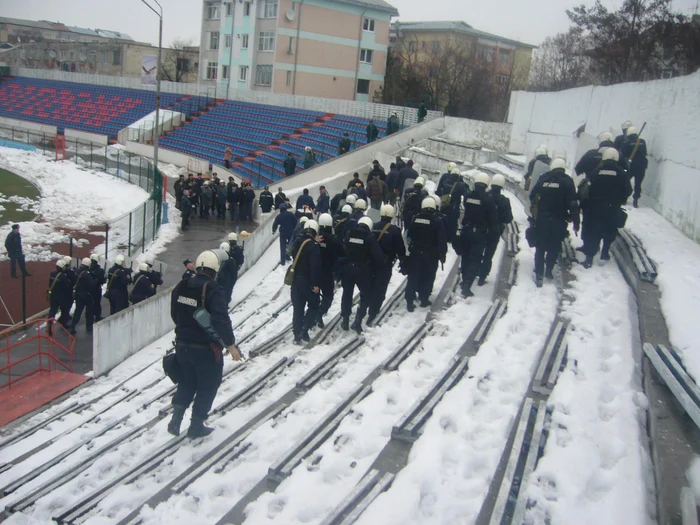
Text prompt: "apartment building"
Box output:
[[199, 0, 398, 102], [0, 17, 135, 45]]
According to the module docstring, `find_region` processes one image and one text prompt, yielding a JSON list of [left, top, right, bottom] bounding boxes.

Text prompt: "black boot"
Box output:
[[187, 417, 215, 438], [600, 246, 611, 261], [341, 318, 349, 331], [544, 268, 554, 280], [461, 285, 473, 298], [407, 302, 415, 312], [420, 299, 432, 308], [293, 333, 303, 345], [317, 317, 325, 329], [366, 313, 376, 327], [477, 276, 486, 286], [633, 198, 639, 208], [351, 319, 363, 334], [168, 405, 187, 436], [301, 330, 311, 342], [535, 275, 543, 288], [583, 256, 594, 269]]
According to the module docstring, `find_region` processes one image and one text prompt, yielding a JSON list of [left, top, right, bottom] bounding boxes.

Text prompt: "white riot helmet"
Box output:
[[90, 253, 99, 262], [305, 219, 319, 234], [228, 232, 238, 242], [474, 172, 491, 186], [319, 213, 333, 227], [219, 241, 230, 251], [355, 199, 367, 210], [535, 146, 548, 157], [56, 259, 67, 269], [115, 255, 125, 266], [300, 216, 309, 224], [431, 194, 441, 209], [622, 120, 633, 131], [421, 197, 436, 210], [138, 262, 150, 272], [305, 146, 311, 152], [626, 126, 638, 136], [341, 204, 352, 214], [450, 166, 461, 174], [81, 257, 91, 267], [63, 255, 72, 265], [144, 255, 154, 266], [380, 204, 395, 218], [196, 249, 223, 272], [447, 161, 457, 172], [550, 158, 567, 171], [491, 174, 506, 188], [345, 194, 357, 206], [358, 217, 373, 229], [598, 131, 614, 143], [602, 147, 620, 162], [415, 177, 425, 187]]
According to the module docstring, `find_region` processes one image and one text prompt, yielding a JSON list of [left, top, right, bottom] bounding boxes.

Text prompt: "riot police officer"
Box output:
[[317, 213, 345, 328], [436, 163, 468, 243], [47, 258, 72, 329], [89, 254, 106, 322], [216, 241, 238, 304], [334, 204, 353, 240], [530, 158, 580, 287], [368, 204, 405, 325], [227, 232, 245, 287], [524, 145, 551, 191], [289, 220, 322, 344], [402, 177, 427, 230], [458, 172, 499, 297], [169, 249, 241, 438], [341, 216, 384, 333], [69, 258, 97, 335], [582, 148, 632, 267], [144, 255, 164, 293], [130, 263, 156, 304], [405, 198, 447, 311], [478, 174, 512, 286], [106, 255, 131, 314]]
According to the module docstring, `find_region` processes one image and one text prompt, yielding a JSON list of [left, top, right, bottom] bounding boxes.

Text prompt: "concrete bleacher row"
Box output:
[[1, 76, 396, 186]]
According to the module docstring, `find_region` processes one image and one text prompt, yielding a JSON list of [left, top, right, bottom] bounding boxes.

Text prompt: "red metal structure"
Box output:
[[0, 318, 76, 391], [55, 133, 66, 160]]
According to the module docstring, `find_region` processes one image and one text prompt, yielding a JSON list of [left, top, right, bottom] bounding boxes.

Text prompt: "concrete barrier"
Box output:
[[93, 288, 174, 377]]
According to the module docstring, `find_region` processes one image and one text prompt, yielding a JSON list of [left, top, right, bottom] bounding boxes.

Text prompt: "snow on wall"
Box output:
[[442, 116, 511, 150], [508, 71, 700, 243]]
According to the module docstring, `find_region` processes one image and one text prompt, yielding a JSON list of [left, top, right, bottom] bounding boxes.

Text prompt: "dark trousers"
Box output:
[[583, 212, 618, 258], [445, 209, 460, 244], [181, 211, 190, 231], [48, 298, 72, 327], [200, 203, 210, 220], [230, 202, 238, 221], [108, 290, 128, 315], [91, 291, 103, 321], [72, 295, 94, 330], [9, 254, 28, 277], [172, 343, 223, 420], [370, 199, 382, 210], [479, 234, 500, 281], [318, 273, 335, 318], [534, 218, 565, 277], [341, 263, 372, 323], [217, 203, 226, 219], [369, 263, 392, 318], [291, 281, 320, 336], [632, 171, 645, 200], [279, 232, 292, 264], [460, 227, 488, 291], [406, 252, 438, 305]]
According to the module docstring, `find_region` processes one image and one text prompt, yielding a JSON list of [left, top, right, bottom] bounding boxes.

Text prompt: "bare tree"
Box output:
[[160, 38, 196, 83], [529, 28, 593, 91]]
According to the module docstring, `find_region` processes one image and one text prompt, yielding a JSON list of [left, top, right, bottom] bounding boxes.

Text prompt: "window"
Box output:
[[210, 31, 220, 50], [241, 34, 249, 49], [431, 40, 440, 52], [207, 3, 221, 19], [244, 2, 251, 15], [389, 36, 396, 44], [61, 50, 67, 60], [263, 0, 278, 18], [177, 58, 190, 72], [222, 65, 229, 79], [495, 74, 509, 85], [360, 49, 373, 63], [258, 31, 275, 51], [363, 18, 375, 32], [421, 41, 426, 49], [356, 78, 369, 94], [101, 51, 108, 63], [239, 65, 248, 81], [89, 52, 96, 63], [479, 47, 494, 62], [206, 61, 218, 79], [286, 70, 292, 86], [499, 49, 511, 64], [113, 50, 121, 65], [288, 36, 294, 54], [407, 40, 415, 53], [69, 52, 75, 61], [225, 2, 233, 15], [225, 34, 232, 48], [255, 64, 273, 85]]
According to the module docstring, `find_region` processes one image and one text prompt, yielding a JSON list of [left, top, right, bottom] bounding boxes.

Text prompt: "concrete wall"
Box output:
[[93, 288, 174, 377], [442, 116, 512, 151], [0, 116, 57, 136], [507, 70, 700, 243], [65, 129, 108, 146]]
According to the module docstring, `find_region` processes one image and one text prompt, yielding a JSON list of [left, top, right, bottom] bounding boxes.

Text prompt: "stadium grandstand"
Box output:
[[0, 75, 390, 186]]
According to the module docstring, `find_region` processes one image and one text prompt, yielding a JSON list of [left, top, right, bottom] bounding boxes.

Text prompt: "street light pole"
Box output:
[[141, 0, 167, 223]]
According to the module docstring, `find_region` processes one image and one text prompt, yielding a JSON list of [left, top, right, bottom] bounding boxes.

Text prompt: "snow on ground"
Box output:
[[522, 251, 650, 525], [625, 207, 700, 383], [0, 146, 149, 261], [480, 161, 524, 184], [502, 153, 527, 165]]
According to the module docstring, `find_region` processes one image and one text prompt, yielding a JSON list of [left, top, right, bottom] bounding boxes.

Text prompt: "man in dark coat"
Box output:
[[316, 186, 330, 214], [347, 172, 364, 190], [283, 153, 297, 176], [620, 126, 648, 208], [89, 254, 106, 322], [478, 174, 513, 286], [47, 259, 73, 329], [295, 188, 316, 215], [181, 190, 191, 231], [106, 255, 131, 315], [259, 186, 274, 213], [366, 119, 379, 143], [216, 182, 227, 219], [4, 224, 30, 278], [70, 258, 97, 334], [273, 203, 298, 265], [174, 175, 185, 210], [397, 160, 419, 199], [418, 101, 427, 122], [338, 133, 351, 155], [436, 164, 468, 243], [275, 187, 287, 210], [330, 189, 347, 216], [369, 204, 405, 324], [289, 220, 322, 344], [130, 263, 156, 305]]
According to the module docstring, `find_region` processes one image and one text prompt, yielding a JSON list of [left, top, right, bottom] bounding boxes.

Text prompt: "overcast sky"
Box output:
[[0, 0, 697, 48]]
